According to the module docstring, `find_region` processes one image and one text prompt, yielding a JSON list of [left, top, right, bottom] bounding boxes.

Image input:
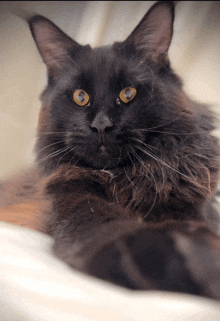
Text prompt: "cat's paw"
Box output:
[[88, 226, 219, 298]]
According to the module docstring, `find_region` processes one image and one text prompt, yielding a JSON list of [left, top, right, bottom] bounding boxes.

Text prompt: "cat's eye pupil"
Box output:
[[124, 88, 133, 100], [78, 91, 86, 102], [73, 89, 90, 106], [119, 87, 136, 104]]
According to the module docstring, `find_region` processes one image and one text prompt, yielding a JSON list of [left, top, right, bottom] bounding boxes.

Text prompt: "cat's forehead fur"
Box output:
[[28, 1, 175, 88], [71, 46, 151, 89], [46, 44, 154, 107]]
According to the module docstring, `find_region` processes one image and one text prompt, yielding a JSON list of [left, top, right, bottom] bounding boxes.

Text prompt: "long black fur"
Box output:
[[22, 1, 220, 299]]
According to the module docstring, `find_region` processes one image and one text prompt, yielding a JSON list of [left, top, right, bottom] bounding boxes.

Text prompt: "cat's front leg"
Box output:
[[41, 166, 136, 271], [40, 166, 220, 299], [87, 220, 220, 299]]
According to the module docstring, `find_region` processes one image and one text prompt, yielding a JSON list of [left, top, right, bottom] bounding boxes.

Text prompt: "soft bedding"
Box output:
[[1, 222, 220, 321]]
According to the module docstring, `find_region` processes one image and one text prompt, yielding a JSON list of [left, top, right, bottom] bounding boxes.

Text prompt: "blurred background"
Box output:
[[0, 1, 220, 179]]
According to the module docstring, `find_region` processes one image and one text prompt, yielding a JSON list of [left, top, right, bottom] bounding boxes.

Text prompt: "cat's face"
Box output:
[[29, 2, 193, 173], [54, 47, 145, 170], [42, 45, 182, 170]]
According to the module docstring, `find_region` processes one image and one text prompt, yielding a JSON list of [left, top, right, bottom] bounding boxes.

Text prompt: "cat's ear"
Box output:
[[118, 1, 174, 67], [28, 15, 85, 79]]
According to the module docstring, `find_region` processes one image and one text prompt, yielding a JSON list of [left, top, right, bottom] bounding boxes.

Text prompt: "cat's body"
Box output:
[[1, 1, 220, 300]]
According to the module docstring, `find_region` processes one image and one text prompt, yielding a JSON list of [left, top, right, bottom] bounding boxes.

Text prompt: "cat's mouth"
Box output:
[[65, 130, 148, 170], [78, 155, 133, 171], [99, 144, 109, 157], [74, 142, 132, 170], [90, 146, 125, 169]]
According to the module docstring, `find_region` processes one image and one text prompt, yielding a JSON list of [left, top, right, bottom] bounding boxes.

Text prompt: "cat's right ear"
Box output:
[[28, 15, 86, 80]]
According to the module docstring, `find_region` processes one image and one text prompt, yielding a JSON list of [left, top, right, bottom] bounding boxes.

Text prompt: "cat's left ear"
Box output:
[[28, 15, 86, 80], [117, 1, 175, 67]]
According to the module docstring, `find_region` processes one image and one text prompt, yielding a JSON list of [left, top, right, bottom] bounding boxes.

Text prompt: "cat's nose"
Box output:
[[90, 111, 113, 135]]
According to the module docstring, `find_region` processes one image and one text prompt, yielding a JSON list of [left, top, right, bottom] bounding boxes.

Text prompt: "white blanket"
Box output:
[[1, 222, 220, 321]]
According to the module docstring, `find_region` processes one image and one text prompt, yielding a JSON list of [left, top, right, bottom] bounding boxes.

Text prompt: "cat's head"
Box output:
[[28, 2, 200, 174]]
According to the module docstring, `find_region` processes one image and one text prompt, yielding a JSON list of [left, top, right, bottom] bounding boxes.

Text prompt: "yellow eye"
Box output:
[[119, 87, 137, 103], [73, 89, 90, 106]]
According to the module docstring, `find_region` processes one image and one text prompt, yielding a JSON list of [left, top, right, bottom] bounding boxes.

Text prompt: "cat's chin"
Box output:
[[77, 153, 131, 171], [79, 157, 123, 170], [71, 143, 130, 170]]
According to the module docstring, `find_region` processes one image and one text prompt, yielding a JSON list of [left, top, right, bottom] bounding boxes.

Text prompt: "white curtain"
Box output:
[[1, 1, 220, 178]]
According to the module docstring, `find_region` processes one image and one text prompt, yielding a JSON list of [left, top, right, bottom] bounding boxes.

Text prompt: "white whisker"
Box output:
[[132, 137, 160, 152], [124, 167, 134, 187], [56, 148, 76, 168], [130, 147, 158, 217], [135, 114, 185, 132], [138, 128, 207, 136], [37, 140, 66, 153], [135, 145, 190, 180], [38, 146, 69, 163], [40, 132, 67, 135]]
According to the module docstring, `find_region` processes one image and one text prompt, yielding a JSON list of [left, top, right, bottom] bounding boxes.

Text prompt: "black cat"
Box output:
[[12, 1, 220, 299]]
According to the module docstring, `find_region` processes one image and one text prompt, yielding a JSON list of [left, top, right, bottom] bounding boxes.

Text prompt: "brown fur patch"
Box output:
[[0, 167, 50, 232], [0, 201, 44, 231], [37, 104, 52, 133]]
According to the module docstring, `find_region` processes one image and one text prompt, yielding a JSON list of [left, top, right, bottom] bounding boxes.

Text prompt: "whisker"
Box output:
[[128, 152, 136, 168], [67, 146, 82, 167], [37, 140, 66, 153], [134, 137, 210, 165], [137, 128, 207, 136], [144, 114, 185, 131], [131, 137, 160, 152], [130, 147, 158, 217], [133, 142, 212, 196], [135, 145, 189, 179], [56, 148, 76, 168], [39, 132, 67, 135], [178, 152, 210, 160], [38, 146, 69, 163], [124, 167, 134, 187]]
